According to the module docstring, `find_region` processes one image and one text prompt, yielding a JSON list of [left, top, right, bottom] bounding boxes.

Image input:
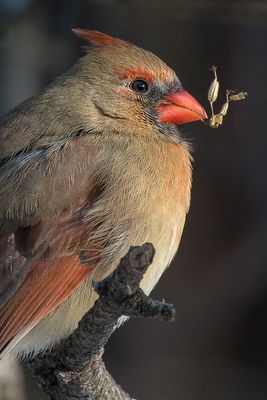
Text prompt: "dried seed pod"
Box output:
[[205, 66, 247, 129], [209, 115, 218, 128], [229, 91, 248, 101], [209, 113, 224, 128], [220, 101, 229, 116], [208, 66, 219, 104]]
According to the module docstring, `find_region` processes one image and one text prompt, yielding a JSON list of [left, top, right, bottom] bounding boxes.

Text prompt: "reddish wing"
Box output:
[[0, 135, 101, 357], [0, 255, 92, 357]]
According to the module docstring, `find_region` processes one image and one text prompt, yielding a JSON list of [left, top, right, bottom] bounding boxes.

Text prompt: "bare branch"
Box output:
[[28, 243, 175, 399]]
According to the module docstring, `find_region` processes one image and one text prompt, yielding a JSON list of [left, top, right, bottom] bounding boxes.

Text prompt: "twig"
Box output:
[[28, 243, 175, 400]]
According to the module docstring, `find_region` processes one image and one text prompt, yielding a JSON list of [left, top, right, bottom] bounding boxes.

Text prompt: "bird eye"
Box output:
[[131, 79, 150, 94]]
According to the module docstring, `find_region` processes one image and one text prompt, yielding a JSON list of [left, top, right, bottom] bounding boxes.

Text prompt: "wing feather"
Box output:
[[0, 234, 30, 306], [0, 131, 102, 357], [0, 255, 93, 357], [0, 134, 98, 233]]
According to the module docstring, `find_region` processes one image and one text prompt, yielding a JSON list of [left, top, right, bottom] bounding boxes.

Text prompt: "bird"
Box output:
[[0, 28, 206, 359]]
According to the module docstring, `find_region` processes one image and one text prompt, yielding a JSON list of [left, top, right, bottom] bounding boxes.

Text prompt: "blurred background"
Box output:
[[0, 0, 266, 399]]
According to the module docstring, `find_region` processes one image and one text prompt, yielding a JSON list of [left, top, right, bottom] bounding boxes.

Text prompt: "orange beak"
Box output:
[[158, 88, 207, 125]]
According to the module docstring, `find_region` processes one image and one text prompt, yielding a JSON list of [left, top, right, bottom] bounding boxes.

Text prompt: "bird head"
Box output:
[[71, 29, 207, 138]]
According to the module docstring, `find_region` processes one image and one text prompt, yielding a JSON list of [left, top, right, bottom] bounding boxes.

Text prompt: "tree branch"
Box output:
[[28, 243, 175, 399]]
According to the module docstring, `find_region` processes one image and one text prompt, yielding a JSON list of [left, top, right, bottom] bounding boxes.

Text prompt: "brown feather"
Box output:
[[0, 255, 93, 357], [0, 234, 30, 306]]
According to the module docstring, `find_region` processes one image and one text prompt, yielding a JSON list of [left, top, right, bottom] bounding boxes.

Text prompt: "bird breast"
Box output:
[[85, 133, 192, 294]]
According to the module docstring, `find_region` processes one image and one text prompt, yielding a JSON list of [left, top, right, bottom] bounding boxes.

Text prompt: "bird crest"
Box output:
[[72, 28, 130, 48]]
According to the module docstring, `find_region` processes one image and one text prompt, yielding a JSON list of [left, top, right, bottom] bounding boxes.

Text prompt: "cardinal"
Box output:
[[0, 29, 206, 359]]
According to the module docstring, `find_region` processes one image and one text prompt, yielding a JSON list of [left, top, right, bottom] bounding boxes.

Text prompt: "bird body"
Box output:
[[0, 29, 206, 358]]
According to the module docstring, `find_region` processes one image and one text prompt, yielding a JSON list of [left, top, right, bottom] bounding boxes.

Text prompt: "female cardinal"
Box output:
[[0, 29, 206, 359]]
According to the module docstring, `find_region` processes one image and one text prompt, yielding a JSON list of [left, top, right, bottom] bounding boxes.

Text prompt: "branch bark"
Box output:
[[28, 243, 175, 399]]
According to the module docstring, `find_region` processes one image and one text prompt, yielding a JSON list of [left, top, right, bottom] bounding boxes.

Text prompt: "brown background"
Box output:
[[0, 0, 266, 399]]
